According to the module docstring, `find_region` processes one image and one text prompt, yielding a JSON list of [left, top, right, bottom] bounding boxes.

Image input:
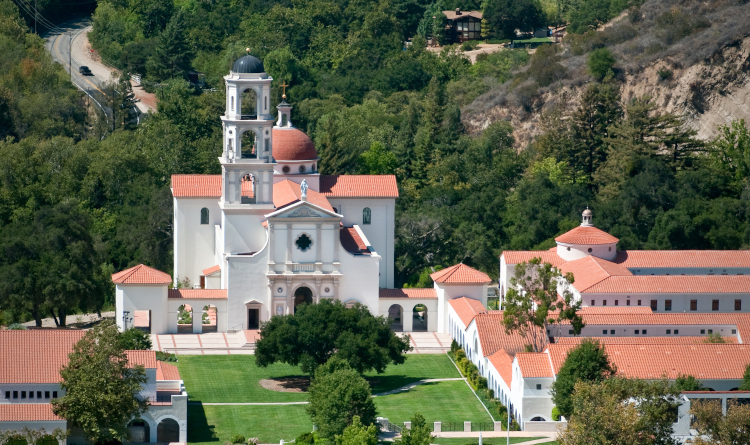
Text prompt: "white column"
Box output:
[[403, 308, 413, 332], [192, 305, 203, 334]]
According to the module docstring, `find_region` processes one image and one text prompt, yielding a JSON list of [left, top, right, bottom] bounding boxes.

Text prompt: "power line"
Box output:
[[12, 0, 64, 33]]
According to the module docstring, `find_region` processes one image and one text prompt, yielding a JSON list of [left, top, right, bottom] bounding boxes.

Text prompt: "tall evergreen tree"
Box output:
[[146, 10, 192, 80]]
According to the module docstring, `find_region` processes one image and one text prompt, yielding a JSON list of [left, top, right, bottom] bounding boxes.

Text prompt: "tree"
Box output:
[[587, 47, 615, 81], [52, 321, 148, 444], [307, 358, 377, 439], [502, 257, 584, 352], [393, 414, 433, 445], [558, 378, 681, 445], [359, 141, 398, 174], [673, 374, 705, 392], [146, 10, 191, 80], [740, 363, 750, 390], [120, 327, 153, 350], [550, 339, 616, 419], [484, 0, 544, 41], [255, 299, 411, 374], [711, 119, 750, 188], [691, 399, 750, 445], [335, 416, 379, 445]]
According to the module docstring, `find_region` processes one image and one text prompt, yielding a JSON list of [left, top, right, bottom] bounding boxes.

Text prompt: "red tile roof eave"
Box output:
[[0, 404, 64, 422], [430, 263, 492, 284], [168, 289, 228, 299], [379, 288, 438, 299], [319, 175, 399, 198], [448, 297, 487, 327]]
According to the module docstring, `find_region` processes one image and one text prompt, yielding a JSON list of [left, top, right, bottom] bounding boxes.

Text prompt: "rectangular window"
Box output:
[[701, 329, 706, 334], [650, 300, 658, 311], [712, 300, 719, 311], [610, 330, 615, 334], [603, 330, 608, 335], [37, 391, 42, 399], [690, 300, 697, 311], [13, 391, 17, 399], [45, 391, 50, 399], [568, 330, 573, 334], [536, 384, 542, 390], [635, 330, 639, 334], [4, 391, 9, 399], [615, 300, 619, 306], [665, 300, 672, 311], [52, 391, 58, 398], [667, 329, 671, 334], [29, 391, 33, 399], [638, 300, 642, 306], [642, 329, 647, 334], [736, 300, 742, 311], [708, 329, 713, 334], [603, 300, 607, 306], [590, 300, 595, 306], [732, 329, 737, 334], [674, 329, 679, 335], [627, 300, 631, 306]]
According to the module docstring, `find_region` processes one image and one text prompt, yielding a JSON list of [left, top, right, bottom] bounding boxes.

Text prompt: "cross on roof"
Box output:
[[280, 81, 289, 99]]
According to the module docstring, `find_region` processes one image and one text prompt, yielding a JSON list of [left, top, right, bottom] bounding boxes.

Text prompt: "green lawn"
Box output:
[[375, 380, 492, 426], [177, 354, 460, 402], [187, 404, 311, 444], [431, 438, 545, 445]]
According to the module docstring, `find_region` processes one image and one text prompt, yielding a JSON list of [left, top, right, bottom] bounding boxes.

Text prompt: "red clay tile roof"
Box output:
[[431, 263, 492, 284], [516, 352, 554, 377], [319, 175, 399, 198], [0, 330, 84, 383], [555, 226, 619, 245], [448, 297, 487, 327], [379, 288, 438, 299], [488, 349, 514, 387], [125, 350, 158, 369], [574, 306, 654, 315], [168, 289, 228, 299], [474, 311, 541, 356], [112, 264, 172, 285], [614, 250, 750, 268], [501, 251, 566, 267], [554, 336, 738, 345], [560, 256, 632, 292], [202, 265, 221, 275], [340, 228, 371, 255], [0, 404, 63, 421], [273, 179, 334, 211], [273, 128, 318, 161], [171, 174, 253, 198], [156, 361, 181, 381], [548, 343, 750, 379], [582, 275, 750, 293]]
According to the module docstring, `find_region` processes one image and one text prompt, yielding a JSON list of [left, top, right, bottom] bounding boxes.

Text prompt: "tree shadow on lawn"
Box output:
[[187, 403, 220, 443], [367, 376, 435, 394]]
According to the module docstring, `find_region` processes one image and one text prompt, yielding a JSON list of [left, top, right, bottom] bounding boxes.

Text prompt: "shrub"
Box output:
[[455, 349, 466, 360], [155, 351, 177, 362], [8, 323, 27, 330], [246, 439, 259, 445], [587, 47, 616, 81], [230, 435, 246, 444], [295, 432, 315, 444], [461, 41, 479, 51], [551, 406, 560, 421], [475, 53, 489, 63], [451, 339, 460, 353], [120, 327, 152, 350], [657, 68, 673, 80]]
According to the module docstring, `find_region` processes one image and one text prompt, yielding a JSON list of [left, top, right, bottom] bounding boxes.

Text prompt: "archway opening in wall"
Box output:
[[134, 310, 151, 334], [241, 88, 257, 119], [388, 304, 403, 332], [202, 305, 218, 333], [241, 130, 257, 159], [412, 304, 427, 331], [294, 287, 313, 313], [241, 173, 256, 203], [530, 416, 545, 421], [157, 418, 180, 443], [128, 420, 150, 443], [177, 304, 193, 334]]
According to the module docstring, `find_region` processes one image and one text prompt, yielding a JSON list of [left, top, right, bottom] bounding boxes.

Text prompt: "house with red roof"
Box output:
[[0, 331, 187, 443], [500, 209, 750, 317]]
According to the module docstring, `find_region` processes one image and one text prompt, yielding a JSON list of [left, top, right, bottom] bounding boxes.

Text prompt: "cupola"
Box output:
[[555, 209, 618, 261]]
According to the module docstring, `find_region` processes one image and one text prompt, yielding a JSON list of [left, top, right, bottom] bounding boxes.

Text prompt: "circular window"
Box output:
[[229, 130, 233, 135], [282, 166, 290, 173], [588, 248, 593, 253], [277, 287, 283, 293], [325, 287, 330, 293], [296, 234, 313, 251], [299, 165, 306, 173]]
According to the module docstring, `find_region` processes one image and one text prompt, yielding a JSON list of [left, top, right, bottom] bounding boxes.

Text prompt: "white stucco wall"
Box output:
[[173, 197, 221, 286], [435, 283, 487, 333], [116, 284, 169, 334], [556, 242, 617, 261], [583, 293, 750, 313], [378, 298, 438, 332]]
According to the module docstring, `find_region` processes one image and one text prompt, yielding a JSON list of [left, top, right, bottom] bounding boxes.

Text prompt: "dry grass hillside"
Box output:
[[463, 0, 750, 149]]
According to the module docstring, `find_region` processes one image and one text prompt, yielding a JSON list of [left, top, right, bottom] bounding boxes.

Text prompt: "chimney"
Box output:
[[456, 7, 461, 15]]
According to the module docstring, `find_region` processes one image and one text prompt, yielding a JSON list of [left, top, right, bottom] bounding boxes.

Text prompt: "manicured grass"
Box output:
[[177, 354, 460, 402], [374, 380, 492, 426], [187, 404, 312, 444], [514, 37, 553, 43], [431, 438, 545, 445]]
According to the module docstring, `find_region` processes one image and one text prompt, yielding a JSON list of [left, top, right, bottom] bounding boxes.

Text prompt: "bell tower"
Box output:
[[220, 53, 275, 206]]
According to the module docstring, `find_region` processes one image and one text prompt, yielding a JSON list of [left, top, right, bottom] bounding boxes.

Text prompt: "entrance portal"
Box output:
[[294, 287, 313, 313], [248, 308, 260, 329]]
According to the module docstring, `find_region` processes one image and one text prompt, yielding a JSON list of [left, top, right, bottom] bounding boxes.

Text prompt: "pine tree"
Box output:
[[146, 10, 192, 80]]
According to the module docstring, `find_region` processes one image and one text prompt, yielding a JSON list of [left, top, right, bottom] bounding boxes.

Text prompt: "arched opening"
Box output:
[[157, 418, 180, 443], [363, 207, 371, 225], [530, 416, 545, 421], [128, 419, 150, 443], [202, 305, 217, 333], [241, 173, 255, 203], [241, 130, 257, 159], [36, 436, 57, 445], [388, 304, 403, 332], [241, 88, 257, 119], [177, 304, 193, 334], [294, 287, 313, 313], [412, 304, 427, 331], [134, 310, 151, 334], [200, 208, 209, 224]]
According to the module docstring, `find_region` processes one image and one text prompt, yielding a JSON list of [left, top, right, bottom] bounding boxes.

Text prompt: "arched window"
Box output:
[[200, 208, 209, 224], [299, 165, 306, 173], [362, 207, 371, 225]]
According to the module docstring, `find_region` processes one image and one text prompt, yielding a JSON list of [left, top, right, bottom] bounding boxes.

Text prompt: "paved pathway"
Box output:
[[151, 332, 252, 354], [406, 332, 452, 353], [21, 311, 114, 328]]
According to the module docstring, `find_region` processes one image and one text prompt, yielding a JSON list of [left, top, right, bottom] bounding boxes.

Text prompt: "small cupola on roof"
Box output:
[[272, 88, 319, 175], [556, 208, 618, 261]]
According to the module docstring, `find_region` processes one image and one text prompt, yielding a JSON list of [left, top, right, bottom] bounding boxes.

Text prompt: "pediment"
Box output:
[[266, 201, 340, 219]]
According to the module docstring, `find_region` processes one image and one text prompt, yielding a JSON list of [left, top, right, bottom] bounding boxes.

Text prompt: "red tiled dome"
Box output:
[[272, 128, 318, 161]]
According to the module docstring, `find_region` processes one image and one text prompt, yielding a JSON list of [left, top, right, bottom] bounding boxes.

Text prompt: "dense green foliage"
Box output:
[[52, 321, 149, 444], [740, 363, 750, 391], [334, 416, 379, 445], [255, 299, 411, 374], [550, 339, 617, 419], [119, 327, 153, 350], [673, 374, 706, 392], [393, 413, 433, 445], [307, 358, 377, 439], [691, 399, 750, 445]]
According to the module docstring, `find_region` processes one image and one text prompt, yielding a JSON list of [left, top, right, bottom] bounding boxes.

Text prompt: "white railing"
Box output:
[[293, 263, 315, 272]]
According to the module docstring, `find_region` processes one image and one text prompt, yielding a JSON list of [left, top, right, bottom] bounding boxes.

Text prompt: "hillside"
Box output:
[[463, 0, 750, 149]]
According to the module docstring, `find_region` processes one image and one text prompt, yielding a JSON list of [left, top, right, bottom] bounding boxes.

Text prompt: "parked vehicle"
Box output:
[[78, 66, 92, 75]]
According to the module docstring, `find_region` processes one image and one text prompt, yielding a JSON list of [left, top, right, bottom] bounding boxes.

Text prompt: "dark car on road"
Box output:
[[78, 66, 92, 75]]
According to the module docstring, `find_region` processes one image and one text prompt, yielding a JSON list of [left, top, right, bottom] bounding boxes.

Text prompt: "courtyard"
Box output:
[[177, 354, 496, 443]]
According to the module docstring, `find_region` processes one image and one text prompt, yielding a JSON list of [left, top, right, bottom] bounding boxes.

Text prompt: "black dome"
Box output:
[[232, 55, 264, 74]]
